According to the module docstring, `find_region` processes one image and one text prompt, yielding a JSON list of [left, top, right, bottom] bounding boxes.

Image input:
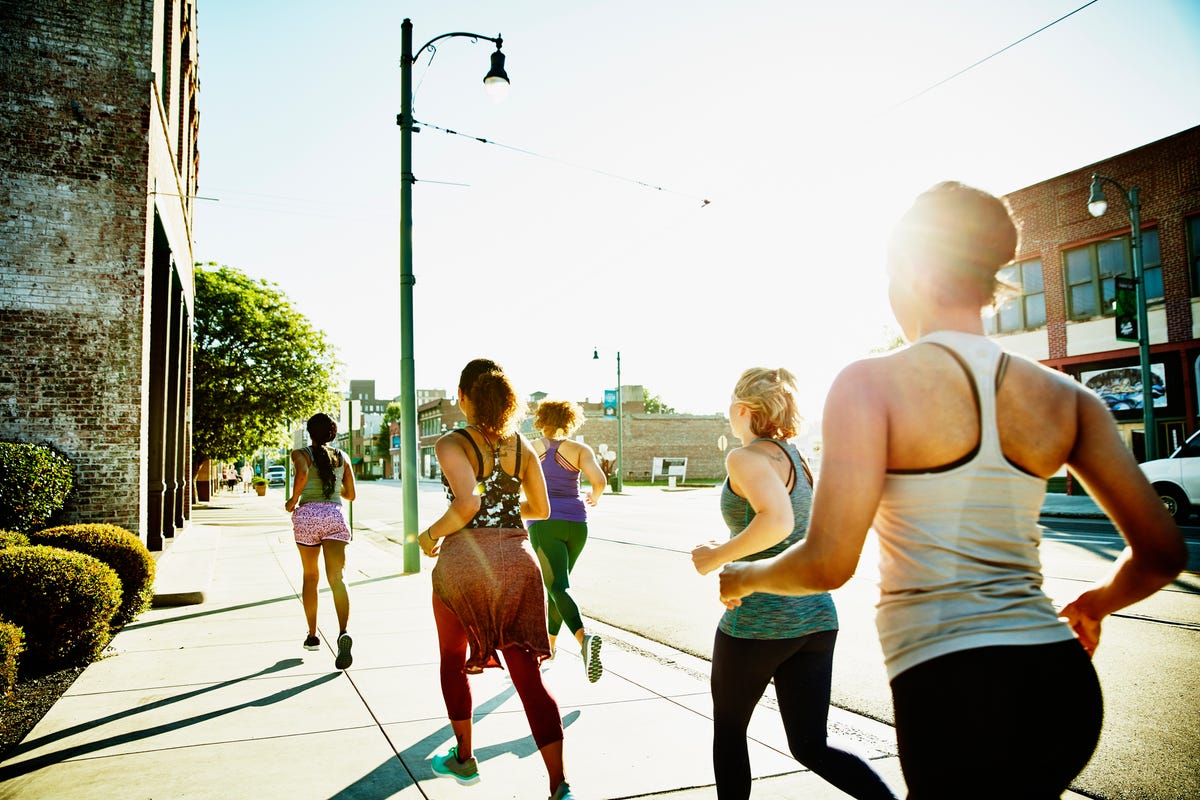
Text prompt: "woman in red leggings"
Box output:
[[419, 358, 575, 800]]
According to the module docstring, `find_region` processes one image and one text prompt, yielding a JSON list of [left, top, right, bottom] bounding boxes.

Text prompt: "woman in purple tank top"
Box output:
[[529, 399, 608, 682]]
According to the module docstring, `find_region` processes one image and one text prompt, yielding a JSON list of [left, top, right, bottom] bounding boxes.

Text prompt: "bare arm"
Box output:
[[520, 435, 551, 521], [1059, 390, 1186, 654], [339, 450, 356, 501], [576, 442, 608, 506], [419, 434, 483, 557], [285, 450, 309, 513], [692, 445, 792, 575], [719, 361, 885, 604]]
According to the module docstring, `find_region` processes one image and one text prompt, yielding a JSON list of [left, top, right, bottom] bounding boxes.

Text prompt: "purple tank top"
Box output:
[[540, 440, 587, 522]]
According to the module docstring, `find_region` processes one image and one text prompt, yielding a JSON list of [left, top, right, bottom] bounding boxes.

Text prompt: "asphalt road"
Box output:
[[351, 480, 1200, 800]]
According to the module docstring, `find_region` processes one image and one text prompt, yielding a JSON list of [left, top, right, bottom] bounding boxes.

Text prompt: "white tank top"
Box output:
[[873, 330, 1075, 680]]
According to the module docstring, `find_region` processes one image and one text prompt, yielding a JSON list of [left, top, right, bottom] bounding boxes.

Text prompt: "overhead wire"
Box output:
[[883, 0, 1103, 112]]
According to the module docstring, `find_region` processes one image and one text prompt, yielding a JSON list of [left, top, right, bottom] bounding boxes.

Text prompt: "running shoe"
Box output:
[[549, 780, 575, 800], [431, 745, 480, 785], [335, 632, 353, 670], [582, 633, 603, 683], [302, 634, 320, 651]]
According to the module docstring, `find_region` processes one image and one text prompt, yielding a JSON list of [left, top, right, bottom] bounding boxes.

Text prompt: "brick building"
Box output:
[[409, 391, 736, 483], [0, 0, 200, 548], [993, 125, 1200, 459]]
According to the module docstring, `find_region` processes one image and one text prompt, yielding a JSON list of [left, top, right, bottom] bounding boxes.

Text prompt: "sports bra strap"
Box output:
[[450, 428, 485, 480]]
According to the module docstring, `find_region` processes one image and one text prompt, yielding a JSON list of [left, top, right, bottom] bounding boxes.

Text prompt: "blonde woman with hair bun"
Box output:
[[529, 398, 608, 682], [692, 368, 897, 800]]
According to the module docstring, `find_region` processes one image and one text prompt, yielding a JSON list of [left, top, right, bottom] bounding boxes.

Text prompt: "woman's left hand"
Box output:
[[691, 541, 723, 576], [284, 498, 297, 513], [1060, 589, 1104, 657]]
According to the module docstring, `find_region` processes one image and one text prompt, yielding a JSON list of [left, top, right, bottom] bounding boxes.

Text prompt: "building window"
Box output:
[[986, 258, 1045, 333], [1063, 229, 1161, 321], [1188, 216, 1200, 296]]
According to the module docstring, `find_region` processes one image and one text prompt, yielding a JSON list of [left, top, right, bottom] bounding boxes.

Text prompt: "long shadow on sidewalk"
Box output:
[[0, 659, 336, 780], [329, 682, 581, 800], [128, 572, 416, 630]]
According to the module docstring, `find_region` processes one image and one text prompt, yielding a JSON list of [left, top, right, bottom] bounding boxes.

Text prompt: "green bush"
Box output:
[[0, 530, 31, 549], [0, 442, 74, 533], [0, 620, 23, 704], [0, 545, 121, 674], [31, 524, 155, 627]]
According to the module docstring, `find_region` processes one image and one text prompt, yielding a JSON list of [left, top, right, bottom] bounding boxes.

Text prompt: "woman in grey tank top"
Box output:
[[717, 182, 1185, 797]]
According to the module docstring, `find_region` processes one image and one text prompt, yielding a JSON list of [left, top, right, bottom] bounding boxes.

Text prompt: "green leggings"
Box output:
[[528, 519, 588, 637]]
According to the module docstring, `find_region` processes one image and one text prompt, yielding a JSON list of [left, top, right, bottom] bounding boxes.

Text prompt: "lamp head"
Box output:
[[593, 347, 599, 360], [1087, 174, 1108, 218], [483, 41, 510, 103]]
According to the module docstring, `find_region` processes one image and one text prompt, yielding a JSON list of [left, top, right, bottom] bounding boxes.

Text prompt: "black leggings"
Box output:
[[890, 639, 1103, 799], [711, 629, 897, 800]]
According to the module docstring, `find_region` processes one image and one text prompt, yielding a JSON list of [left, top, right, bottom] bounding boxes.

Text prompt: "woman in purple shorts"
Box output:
[[286, 412, 357, 670]]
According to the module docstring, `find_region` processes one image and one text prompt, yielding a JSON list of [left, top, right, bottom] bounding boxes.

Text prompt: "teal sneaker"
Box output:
[[549, 780, 575, 799], [431, 745, 479, 785]]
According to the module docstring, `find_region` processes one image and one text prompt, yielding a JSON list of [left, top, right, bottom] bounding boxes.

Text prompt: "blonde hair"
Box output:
[[535, 399, 585, 438], [887, 181, 1019, 307], [733, 367, 802, 440]]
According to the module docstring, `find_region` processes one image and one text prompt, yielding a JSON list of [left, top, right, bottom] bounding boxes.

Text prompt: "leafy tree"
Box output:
[[643, 389, 676, 415], [192, 264, 340, 466], [383, 402, 403, 424], [376, 421, 392, 460]]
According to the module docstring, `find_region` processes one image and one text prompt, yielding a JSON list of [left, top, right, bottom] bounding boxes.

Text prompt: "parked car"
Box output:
[[1138, 430, 1200, 523], [267, 466, 287, 486]]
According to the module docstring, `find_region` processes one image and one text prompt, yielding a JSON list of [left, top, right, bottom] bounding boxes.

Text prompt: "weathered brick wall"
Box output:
[[1004, 126, 1200, 360], [578, 414, 735, 481], [0, 0, 156, 533]]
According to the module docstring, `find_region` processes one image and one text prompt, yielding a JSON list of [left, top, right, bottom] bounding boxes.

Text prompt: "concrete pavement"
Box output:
[[0, 488, 1102, 799]]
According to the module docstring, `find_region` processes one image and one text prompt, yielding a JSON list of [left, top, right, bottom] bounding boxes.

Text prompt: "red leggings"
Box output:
[[432, 593, 564, 749]]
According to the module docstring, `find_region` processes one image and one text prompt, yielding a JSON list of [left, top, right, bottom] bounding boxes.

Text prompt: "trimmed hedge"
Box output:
[[0, 442, 74, 533], [0, 545, 121, 674], [0, 530, 31, 549], [0, 620, 23, 704], [31, 525, 155, 627]]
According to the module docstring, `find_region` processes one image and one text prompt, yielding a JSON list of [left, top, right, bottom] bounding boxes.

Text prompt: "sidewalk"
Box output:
[[0, 491, 1095, 800]]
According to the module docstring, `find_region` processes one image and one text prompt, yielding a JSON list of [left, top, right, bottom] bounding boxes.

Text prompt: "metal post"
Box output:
[[1128, 186, 1155, 461], [399, 18, 421, 571], [616, 351, 623, 492]]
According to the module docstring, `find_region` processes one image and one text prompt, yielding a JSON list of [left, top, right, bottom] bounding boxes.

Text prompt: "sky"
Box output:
[[192, 0, 1200, 421]]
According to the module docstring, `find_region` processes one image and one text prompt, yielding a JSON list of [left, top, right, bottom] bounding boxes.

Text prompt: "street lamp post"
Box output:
[[594, 347, 622, 492], [398, 18, 509, 571], [1087, 173, 1155, 461]]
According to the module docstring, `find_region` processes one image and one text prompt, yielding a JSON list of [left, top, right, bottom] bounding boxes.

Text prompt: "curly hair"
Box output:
[[459, 358, 523, 438], [887, 181, 1019, 307], [733, 367, 802, 440], [305, 412, 340, 500], [534, 399, 585, 438]]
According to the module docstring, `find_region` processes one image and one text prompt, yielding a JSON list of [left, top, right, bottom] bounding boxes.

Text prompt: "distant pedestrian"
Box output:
[[529, 398, 607, 681], [285, 412, 356, 670], [241, 463, 253, 492], [718, 182, 1186, 797], [223, 466, 237, 493], [419, 358, 575, 800], [692, 368, 897, 800]]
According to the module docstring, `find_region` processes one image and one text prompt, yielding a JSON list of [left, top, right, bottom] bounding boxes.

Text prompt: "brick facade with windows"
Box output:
[[995, 125, 1200, 458], [0, 0, 199, 547]]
